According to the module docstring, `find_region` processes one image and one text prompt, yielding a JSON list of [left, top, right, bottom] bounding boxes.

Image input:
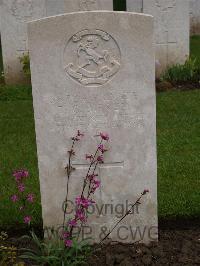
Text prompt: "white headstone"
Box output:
[[190, 0, 200, 35], [127, 0, 190, 76], [46, 0, 113, 15], [45, 0, 65, 16], [63, 0, 113, 12], [0, 0, 113, 84], [0, 0, 46, 84], [126, 0, 143, 13], [28, 11, 157, 243], [143, 0, 190, 76]]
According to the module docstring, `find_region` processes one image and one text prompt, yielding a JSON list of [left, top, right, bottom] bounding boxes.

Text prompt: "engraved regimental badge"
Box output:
[[63, 29, 121, 86]]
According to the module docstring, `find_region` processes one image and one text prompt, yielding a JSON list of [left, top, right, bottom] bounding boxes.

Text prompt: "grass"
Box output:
[[161, 57, 200, 84], [113, 0, 126, 11], [161, 35, 200, 83], [0, 85, 42, 228], [190, 35, 200, 60], [157, 90, 200, 218], [0, 37, 3, 75]]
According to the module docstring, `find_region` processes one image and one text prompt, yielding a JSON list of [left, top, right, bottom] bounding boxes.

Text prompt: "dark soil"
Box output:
[[88, 227, 200, 266], [2, 219, 200, 265], [156, 80, 200, 92]]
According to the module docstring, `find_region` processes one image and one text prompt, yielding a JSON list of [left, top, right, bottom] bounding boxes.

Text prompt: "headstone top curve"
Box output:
[[28, 11, 154, 26]]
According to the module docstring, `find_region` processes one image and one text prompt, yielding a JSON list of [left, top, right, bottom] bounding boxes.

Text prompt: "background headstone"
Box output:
[[28, 11, 157, 243], [126, 0, 143, 13], [45, 0, 65, 16], [0, 0, 46, 84], [127, 0, 190, 76], [62, 0, 113, 12], [143, 0, 190, 76], [190, 0, 200, 35], [0, 0, 113, 84]]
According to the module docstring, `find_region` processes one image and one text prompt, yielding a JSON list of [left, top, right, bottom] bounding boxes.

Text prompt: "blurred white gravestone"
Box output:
[[126, 0, 143, 13], [28, 11, 158, 243], [143, 0, 190, 76], [46, 0, 113, 15], [190, 0, 200, 35], [45, 0, 66, 16], [0, 0, 113, 84], [127, 0, 190, 76], [63, 0, 113, 12], [0, 0, 46, 84]]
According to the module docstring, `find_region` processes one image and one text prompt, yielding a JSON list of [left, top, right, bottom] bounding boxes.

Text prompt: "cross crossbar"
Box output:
[[72, 161, 124, 170]]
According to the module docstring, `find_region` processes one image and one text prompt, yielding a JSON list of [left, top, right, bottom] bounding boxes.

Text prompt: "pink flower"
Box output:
[[100, 132, 109, 141], [87, 174, 98, 181], [97, 155, 104, 163], [91, 179, 101, 193], [93, 179, 100, 188], [142, 189, 149, 195], [69, 219, 77, 227], [24, 216, 32, 224], [77, 130, 84, 137], [75, 196, 82, 206], [11, 194, 18, 202], [65, 239, 72, 247], [13, 169, 29, 182], [85, 154, 93, 161], [27, 193, 35, 203], [62, 231, 70, 239], [75, 209, 86, 222], [98, 144, 107, 153], [18, 183, 25, 192], [75, 196, 95, 209]]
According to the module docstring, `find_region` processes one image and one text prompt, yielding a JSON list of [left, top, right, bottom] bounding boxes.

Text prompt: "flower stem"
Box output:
[[62, 139, 76, 228], [98, 192, 146, 245], [81, 140, 102, 197]]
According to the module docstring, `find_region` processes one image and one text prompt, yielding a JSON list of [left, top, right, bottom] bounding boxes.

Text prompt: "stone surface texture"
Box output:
[[143, 0, 190, 76], [28, 11, 157, 243], [62, 0, 113, 12], [0, 0, 113, 84], [190, 0, 200, 34], [126, 0, 143, 13]]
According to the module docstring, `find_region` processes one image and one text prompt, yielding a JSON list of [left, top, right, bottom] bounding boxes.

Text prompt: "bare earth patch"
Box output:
[[88, 227, 200, 266]]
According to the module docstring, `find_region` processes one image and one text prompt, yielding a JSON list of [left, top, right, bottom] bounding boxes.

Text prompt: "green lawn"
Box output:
[[190, 35, 200, 60], [0, 37, 3, 75], [157, 90, 200, 218], [0, 86, 41, 227], [114, 0, 126, 11]]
